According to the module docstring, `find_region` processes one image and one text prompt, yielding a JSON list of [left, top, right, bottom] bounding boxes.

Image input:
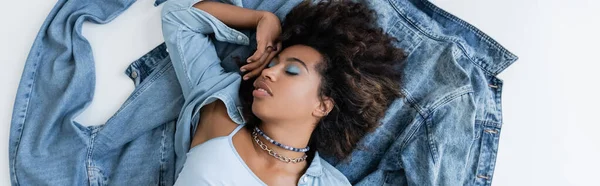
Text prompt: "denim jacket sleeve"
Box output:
[[161, 0, 247, 97], [161, 0, 248, 175]]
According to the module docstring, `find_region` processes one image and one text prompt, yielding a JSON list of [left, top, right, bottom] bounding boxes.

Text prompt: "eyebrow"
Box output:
[[275, 55, 310, 73]]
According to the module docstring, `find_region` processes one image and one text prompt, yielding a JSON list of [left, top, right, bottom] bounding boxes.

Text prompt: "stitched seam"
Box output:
[[419, 0, 515, 60], [394, 88, 427, 168], [163, 8, 213, 90], [130, 44, 169, 76], [477, 119, 501, 128], [159, 123, 167, 186], [486, 136, 499, 185], [387, 2, 489, 74], [387, 0, 511, 76], [421, 0, 516, 60], [427, 85, 474, 113], [222, 92, 244, 124], [399, 89, 474, 165], [195, 89, 244, 125], [399, 88, 427, 119], [86, 127, 99, 183], [475, 127, 494, 184], [421, 1, 517, 76], [427, 92, 471, 164], [424, 115, 439, 163], [10, 42, 44, 185], [175, 25, 196, 90], [397, 114, 425, 158]]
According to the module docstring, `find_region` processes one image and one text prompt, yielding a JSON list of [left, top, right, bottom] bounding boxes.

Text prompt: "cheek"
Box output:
[[279, 81, 321, 108]]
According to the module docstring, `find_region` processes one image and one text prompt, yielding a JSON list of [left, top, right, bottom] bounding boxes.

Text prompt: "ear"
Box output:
[[312, 97, 334, 118]]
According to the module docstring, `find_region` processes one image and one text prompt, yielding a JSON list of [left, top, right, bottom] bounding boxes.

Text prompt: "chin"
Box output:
[[251, 101, 269, 120]]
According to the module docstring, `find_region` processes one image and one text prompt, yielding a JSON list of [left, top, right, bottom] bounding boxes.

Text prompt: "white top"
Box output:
[[174, 124, 265, 185], [173, 124, 351, 186]]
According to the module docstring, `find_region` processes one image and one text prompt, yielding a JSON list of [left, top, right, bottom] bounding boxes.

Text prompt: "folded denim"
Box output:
[[9, 0, 516, 185]]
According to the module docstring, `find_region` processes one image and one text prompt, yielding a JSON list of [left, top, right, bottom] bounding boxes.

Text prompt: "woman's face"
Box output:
[[251, 44, 331, 124]]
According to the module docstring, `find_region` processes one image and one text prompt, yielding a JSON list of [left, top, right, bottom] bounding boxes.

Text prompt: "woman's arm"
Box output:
[[193, 1, 264, 29], [161, 0, 281, 151], [161, 0, 281, 97], [161, 0, 253, 156], [194, 1, 282, 80]]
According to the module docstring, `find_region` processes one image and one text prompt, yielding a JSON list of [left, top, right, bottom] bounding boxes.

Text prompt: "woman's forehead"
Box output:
[[278, 45, 323, 67]]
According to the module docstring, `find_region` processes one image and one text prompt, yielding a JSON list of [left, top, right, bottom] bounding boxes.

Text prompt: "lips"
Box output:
[[253, 80, 273, 96]]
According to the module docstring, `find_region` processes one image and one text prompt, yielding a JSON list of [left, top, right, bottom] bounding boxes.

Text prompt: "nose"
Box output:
[[260, 65, 278, 82]]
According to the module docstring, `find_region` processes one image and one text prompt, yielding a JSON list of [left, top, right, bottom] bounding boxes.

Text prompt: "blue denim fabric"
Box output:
[[324, 0, 516, 185], [10, 0, 516, 185], [8, 0, 183, 185]]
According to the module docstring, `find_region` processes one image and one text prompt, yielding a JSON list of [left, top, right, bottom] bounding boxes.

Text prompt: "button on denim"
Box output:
[[9, 0, 516, 185]]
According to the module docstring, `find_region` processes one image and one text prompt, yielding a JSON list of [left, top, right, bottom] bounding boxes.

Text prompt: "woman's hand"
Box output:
[[240, 12, 282, 80]]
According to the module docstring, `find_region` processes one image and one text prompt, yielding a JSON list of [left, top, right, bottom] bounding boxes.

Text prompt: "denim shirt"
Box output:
[[161, 0, 351, 185]]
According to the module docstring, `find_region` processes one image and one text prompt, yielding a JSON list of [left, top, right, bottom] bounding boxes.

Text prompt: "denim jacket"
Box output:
[[334, 1, 516, 185]]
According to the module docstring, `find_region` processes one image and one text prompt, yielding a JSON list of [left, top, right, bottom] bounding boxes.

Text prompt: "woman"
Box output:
[[161, 0, 405, 185]]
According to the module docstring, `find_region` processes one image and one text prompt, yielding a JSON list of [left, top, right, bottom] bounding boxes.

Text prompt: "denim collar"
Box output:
[[305, 151, 324, 177]]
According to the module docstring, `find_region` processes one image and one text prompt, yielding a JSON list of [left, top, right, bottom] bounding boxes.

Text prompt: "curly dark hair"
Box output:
[[239, 0, 406, 160]]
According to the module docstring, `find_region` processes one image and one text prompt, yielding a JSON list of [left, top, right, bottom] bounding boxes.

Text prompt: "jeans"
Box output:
[[9, 0, 516, 185], [9, 0, 182, 185]]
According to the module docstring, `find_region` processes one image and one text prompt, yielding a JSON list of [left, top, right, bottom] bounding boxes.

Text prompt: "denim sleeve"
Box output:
[[401, 93, 476, 185], [161, 0, 249, 99], [161, 0, 250, 175]]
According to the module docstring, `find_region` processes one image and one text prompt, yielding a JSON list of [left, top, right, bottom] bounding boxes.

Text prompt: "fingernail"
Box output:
[[243, 76, 249, 80], [240, 68, 246, 72]]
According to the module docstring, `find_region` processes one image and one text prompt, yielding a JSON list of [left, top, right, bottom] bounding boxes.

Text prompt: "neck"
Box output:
[[252, 120, 314, 168]]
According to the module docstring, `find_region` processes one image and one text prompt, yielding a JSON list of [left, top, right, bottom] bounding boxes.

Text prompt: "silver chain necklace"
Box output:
[[252, 130, 308, 164]]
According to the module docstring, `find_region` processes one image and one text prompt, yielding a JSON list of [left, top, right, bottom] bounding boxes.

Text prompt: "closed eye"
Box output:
[[266, 57, 302, 76], [285, 66, 300, 75]]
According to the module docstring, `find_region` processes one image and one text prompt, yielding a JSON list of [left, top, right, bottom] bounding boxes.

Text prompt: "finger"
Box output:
[[269, 42, 280, 61], [274, 41, 282, 52], [255, 45, 272, 64], [243, 49, 278, 80], [240, 55, 267, 72], [241, 44, 274, 72], [247, 41, 268, 63]]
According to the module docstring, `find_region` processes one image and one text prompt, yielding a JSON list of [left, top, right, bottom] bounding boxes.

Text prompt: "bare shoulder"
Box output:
[[189, 100, 240, 149]]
